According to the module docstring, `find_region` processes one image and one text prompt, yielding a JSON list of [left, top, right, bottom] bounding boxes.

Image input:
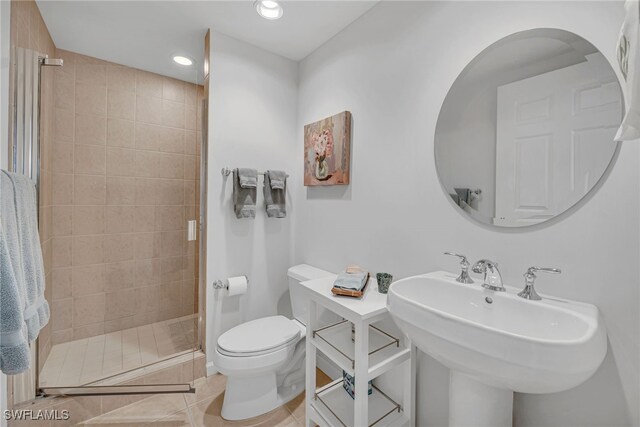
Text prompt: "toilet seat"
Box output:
[[217, 315, 301, 357]]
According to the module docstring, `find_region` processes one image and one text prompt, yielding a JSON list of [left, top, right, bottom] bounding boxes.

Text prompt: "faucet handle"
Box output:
[[519, 266, 561, 300], [444, 252, 469, 265], [525, 266, 561, 277], [444, 252, 473, 284]]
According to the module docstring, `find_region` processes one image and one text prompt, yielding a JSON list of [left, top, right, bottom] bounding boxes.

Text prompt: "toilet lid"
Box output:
[[217, 315, 301, 355]]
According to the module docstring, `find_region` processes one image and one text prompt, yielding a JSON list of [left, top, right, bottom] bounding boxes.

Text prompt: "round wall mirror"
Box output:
[[435, 29, 623, 228]]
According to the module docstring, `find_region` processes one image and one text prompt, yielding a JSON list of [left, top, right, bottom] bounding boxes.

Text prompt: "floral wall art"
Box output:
[[304, 111, 352, 186]]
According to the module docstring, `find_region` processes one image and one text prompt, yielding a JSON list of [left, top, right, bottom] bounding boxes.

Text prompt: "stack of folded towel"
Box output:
[[233, 168, 258, 219], [331, 265, 369, 298], [1, 170, 50, 374], [264, 170, 287, 218]]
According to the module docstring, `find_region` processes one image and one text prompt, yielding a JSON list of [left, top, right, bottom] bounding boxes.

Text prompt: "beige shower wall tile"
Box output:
[[74, 144, 106, 175], [155, 206, 184, 231], [184, 84, 197, 107], [136, 70, 163, 98], [74, 174, 106, 205], [107, 147, 135, 177], [134, 205, 155, 232], [162, 78, 184, 103], [184, 180, 196, 206], [160, 231, 183, 257], [158, 153, 185, 179], [75, 113, 106, 145], [106, 205, 134, 234], [104, 234, 134, 263], [185, 104, 197, 131], [107, 177, 135, 205], [105, 289, 136, 321], [135, 178, 157, 205], [107, 119, 134, 148], [161, 100, 185, 128], [72, 205, 105, 235], [52, 236, 72, 268], [52, 205, 72, 236], [53, 329, 73, 344], [135, 259, 160, 286], [183, 155, 196, 180], [52, 298, 73, 331], [76, 82, 107, 116], [74, 293, 105, 326], [184, 130, 197, 155], [107, 89, 135, 120], [134, 232, 159, 260], [72, 235, 104, 266], [136, 95, 162, 125], [53, 173, 73, 204], [105, 261, 135, 290], [135, 123, 184, 154], [53, 142, 73, 173], [157, 179, 184, 205], [52, 267, 72, 300], [107, 66, 136, 92], [54, 69, 74, 110], [72, 264, 105, 296], [73, 322, 105, 341], [55, 108, 74, 142], [135, 285, 161, 313], [76, 63, 106, 85], [160, 257, 183, 284]]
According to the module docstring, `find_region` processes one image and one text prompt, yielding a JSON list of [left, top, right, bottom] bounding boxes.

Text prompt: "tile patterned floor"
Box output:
[[40, 315, 198, 387], [80, 369, 333, 426]]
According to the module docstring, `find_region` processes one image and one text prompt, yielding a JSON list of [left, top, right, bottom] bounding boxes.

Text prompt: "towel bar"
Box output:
[[221, 167, 289, 178]]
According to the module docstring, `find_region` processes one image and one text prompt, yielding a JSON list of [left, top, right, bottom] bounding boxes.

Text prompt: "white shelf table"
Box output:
[[301, 275, 416, 427]]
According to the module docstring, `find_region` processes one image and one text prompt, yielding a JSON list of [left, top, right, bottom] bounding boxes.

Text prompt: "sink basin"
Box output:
[[387, 271, 607, 426]]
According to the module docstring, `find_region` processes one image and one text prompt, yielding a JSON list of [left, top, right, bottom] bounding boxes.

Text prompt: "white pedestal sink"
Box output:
[[387, 271, 607, 427]]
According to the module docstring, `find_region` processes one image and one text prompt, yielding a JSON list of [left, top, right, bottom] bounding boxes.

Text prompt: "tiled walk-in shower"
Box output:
[[40, 314, 197, 387]]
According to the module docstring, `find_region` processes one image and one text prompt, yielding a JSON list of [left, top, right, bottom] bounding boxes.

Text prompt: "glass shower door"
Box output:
[[37, 51, 205, 397]]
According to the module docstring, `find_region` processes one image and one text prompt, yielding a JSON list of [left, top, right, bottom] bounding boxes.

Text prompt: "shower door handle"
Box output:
[[187, 220, 197, 241]]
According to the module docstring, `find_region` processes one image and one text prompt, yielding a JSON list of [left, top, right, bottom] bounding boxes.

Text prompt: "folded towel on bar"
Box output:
[[267, 170, 287, 190], [237, 168, 257, 189], [615, 0, 640, 141], [0, 171, 50, 374], [233, 168, 257, 219], [264, 170, 286, 218], [333, 270, 369, 291]]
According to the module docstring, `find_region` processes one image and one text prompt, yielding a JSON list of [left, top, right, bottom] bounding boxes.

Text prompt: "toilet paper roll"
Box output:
[[227, 275, 248, 296]]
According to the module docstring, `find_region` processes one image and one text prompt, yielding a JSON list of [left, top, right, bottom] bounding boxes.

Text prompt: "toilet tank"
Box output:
[[288, 264, 335, 326]]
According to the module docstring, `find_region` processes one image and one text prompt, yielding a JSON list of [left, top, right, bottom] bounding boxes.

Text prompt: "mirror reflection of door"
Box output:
[[495, 54, 622, 226], [434, 29, 623, 228]]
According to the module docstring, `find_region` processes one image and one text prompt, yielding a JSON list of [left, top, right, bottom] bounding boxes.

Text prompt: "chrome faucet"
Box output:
[[444, 252, 474, 284], [471, 259, 505, 291], [518, 266, 561, 300]]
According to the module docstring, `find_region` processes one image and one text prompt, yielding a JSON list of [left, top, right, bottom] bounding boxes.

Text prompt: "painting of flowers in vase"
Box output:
[[304, 111, 352, 186]]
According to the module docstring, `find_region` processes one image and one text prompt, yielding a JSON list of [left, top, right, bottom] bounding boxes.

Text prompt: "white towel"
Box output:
[[0, 171, 49, 374], [615, 0, 640, 141]]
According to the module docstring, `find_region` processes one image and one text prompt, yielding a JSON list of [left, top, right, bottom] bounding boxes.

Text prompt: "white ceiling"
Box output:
[[36, 0, 378, 84]]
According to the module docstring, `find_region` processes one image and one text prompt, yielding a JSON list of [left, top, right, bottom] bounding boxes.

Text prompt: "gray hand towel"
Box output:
[[237, 168, 257, 189], [233, 169, 257, 219], [264, 170, 286, 218], [267, 170, 286, 190]]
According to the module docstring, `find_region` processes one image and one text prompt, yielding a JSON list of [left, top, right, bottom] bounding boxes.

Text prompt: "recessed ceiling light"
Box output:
[[173, 55, 193, 66], [254, 0, 283, 20]]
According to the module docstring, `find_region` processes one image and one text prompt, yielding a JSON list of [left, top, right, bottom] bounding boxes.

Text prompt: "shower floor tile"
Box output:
[[40, 314, 197, 387]]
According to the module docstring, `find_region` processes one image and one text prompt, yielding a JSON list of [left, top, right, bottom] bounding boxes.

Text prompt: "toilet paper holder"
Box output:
[[213, 275, 249, 290]]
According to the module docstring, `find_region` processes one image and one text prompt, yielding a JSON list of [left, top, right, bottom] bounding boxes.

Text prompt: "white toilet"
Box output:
[[213, 264, 334, 421]]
